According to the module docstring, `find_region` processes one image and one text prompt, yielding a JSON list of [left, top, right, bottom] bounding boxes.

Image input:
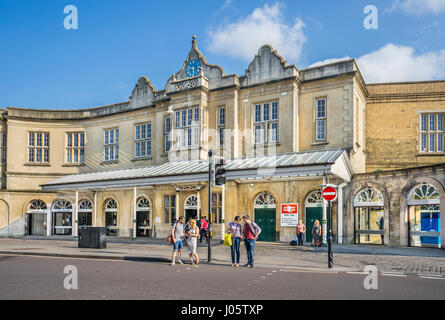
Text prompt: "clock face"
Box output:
[[186, 59, 201, 77]]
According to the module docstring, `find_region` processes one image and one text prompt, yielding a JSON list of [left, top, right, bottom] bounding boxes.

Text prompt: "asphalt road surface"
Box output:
[[0, 254, 444, 300]]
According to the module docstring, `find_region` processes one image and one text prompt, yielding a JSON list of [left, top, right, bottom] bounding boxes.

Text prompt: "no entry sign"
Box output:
[[322, 187, 337, 201]]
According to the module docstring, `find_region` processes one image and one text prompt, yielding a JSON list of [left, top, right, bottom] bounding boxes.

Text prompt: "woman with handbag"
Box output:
[[227, 216, 242, 267], [187, 219, 200, 267], [312, 220, 321, 247]]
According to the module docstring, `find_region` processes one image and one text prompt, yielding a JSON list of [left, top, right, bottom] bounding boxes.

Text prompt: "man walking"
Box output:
[[171, 216, 186, 265], [242, 215, 261, 268]]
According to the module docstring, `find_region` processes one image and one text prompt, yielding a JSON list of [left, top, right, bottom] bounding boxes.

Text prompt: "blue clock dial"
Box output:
[[186, 59, 201, 77]]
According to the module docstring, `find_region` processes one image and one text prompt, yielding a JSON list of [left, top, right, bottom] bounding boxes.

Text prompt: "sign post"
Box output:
[[322, 186, 337, 269], [280, 203, 299, 227]]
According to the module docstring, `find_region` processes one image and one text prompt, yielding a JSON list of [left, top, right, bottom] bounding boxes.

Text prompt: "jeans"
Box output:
[[297, 233, 304, 246], [231, 238, 241, 264], [244, 239, 255, 265]]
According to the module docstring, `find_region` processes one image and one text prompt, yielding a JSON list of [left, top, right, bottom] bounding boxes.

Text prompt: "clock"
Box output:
[[186, 59, 201, 77]]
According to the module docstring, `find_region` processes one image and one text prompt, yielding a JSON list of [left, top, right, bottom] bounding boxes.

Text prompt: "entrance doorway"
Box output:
[[26, 200, 47, 236], [78, 200, 92, 227], [353, 188, 385, 245], [136, 197, 151, 237], [254, 192, 276, 242], [305, 191, 323, 244], [184, 195, 199, 221], [408, 184, 441, 248], [52, 200, 73, 235]]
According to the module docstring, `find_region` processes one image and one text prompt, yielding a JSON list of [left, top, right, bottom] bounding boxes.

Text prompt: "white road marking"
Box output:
[[346, 271, 367, 275], [281, 269, 338, 274], [381, 273, 407, 277], [419, 276, 445, 280]]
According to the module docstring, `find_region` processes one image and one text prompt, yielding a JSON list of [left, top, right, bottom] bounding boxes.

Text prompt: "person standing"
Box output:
[[171, 216, 185, 265], [187, 219, 200, 267], [296, 220, 306, 246], [312, 220, 321, 247], [242, 215, 261, 268], [227, 216, 242, 267], [200, 216, 208, 243]]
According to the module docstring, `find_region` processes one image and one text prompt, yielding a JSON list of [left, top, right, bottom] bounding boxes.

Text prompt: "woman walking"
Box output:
[[227, 216, 242, 267], [187, 219, 200, 266], [312, 220, 321, 247]]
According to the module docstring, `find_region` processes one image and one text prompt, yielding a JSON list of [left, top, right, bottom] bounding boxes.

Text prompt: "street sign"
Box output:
[[322, 187, 337, 201], [280, 203, 299, 227]]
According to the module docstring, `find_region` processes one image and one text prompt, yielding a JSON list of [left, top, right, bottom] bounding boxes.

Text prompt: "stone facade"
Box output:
[[0, 37, 444, 247]]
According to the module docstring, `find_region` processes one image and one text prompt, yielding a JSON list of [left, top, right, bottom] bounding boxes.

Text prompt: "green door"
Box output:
[[255, 208, 276, 242], [185, 209, 197, 221], [306, 207, 323, 243]]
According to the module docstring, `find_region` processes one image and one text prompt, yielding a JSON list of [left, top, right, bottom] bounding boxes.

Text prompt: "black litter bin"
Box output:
[[78, 227, 107, 249]]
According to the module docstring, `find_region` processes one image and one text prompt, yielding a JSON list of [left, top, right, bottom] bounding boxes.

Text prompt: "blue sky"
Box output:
[[1, 0, 445, 109]]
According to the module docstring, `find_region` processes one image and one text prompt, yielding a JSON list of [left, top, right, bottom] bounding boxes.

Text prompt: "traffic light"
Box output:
[[214, 157, 226, 187]]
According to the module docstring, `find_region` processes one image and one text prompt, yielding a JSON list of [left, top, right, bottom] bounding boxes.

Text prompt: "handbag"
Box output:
[[224, 232, 233, 246], [168, 223, 178, 243]]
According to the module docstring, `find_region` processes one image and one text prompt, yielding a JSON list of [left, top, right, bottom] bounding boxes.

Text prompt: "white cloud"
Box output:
[[207, 3, 306, 62], [308, 44, 445, 83], [387, 0, 445, 14]]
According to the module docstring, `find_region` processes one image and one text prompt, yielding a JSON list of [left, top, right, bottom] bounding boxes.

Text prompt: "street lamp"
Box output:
[[208, 149, 213, 263]]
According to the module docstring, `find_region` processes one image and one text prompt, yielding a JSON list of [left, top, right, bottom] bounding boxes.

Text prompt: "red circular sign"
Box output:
[[322, 187, 337, 201]]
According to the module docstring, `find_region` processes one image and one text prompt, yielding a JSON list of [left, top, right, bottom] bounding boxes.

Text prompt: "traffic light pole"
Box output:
[[208, 150, 213, 263]]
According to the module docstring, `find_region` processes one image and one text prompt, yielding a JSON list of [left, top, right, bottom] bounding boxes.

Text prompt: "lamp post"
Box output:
[[208, 149, 213, 263]]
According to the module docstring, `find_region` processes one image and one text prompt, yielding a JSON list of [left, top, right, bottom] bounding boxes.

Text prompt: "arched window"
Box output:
[[79, 200, 92, 212], [408, 183, 440, 205], [137, 198, 151, 210], [254, 192, 276, 208], [353, 188, 385, 245], [185, 195, 198, 209], [28, 200, 47, 212], [105, 199, 118, 211], [354, 188, 384, 207], [105, 199, 118, 236], [52, 200, 72, 212], [408, 183, 441, 248], [305, 190, 322, 208]]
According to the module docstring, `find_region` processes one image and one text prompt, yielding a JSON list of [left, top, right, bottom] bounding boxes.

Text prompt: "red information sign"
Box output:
[[322, 187, 337, 201]]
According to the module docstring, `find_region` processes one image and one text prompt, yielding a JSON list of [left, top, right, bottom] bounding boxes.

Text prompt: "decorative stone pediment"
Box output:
[[240, 45, 298, 87], [129, 76, 156, 109], [165, 36, 230, 92]]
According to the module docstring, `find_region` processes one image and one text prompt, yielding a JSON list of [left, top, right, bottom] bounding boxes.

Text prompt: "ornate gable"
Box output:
[[241, 45, 298, 87], [129, 76, 156, 109], [165, 36, 229, 92]]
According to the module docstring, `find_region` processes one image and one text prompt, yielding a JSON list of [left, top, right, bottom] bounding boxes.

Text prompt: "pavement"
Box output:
[[1, 237, 445, 274]]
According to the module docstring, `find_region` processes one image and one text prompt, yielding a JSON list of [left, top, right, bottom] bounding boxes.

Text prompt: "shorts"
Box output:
[[173, 240, 183, 250]]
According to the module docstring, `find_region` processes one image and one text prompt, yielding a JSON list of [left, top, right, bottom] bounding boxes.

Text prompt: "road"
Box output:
[[0, 254, 444, 300]]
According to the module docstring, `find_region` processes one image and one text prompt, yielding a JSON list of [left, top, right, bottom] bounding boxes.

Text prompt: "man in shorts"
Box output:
[[171, 216, 186, 265]]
